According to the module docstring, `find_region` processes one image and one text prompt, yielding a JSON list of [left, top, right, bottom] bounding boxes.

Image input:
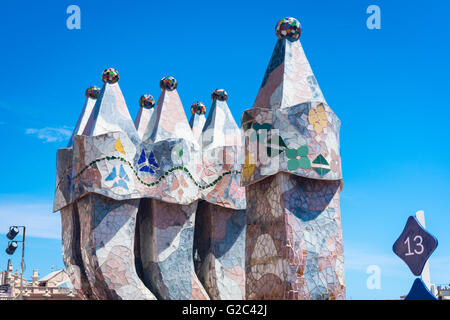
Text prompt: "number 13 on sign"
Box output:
[[404, 235, 424, 256], [393, 216, 438, 276]]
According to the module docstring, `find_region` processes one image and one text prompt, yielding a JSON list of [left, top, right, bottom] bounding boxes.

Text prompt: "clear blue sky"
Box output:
[[0, 0, 449, 299]]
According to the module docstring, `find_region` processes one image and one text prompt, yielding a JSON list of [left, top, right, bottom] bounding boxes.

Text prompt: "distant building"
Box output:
[[401, 283, 450, 300], [435, 284, 450, 300], [0, 260, 80, 300]]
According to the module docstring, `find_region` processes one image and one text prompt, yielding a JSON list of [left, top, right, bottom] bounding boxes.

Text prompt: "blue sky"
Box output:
[[0, 0, 449, 299]]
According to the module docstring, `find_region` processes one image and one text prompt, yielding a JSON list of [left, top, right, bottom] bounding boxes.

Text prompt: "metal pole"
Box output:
[[19, 227, 25, 300], [415, 211, 432, 291]]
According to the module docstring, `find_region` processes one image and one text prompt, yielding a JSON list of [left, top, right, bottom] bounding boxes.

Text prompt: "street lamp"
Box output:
[[6, 227, 19, 240], [5, 226, 26, 300], [5, 241, 18, 255]]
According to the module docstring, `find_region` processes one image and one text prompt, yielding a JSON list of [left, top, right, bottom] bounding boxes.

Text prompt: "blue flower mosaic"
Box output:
[[105, 164, 130, 190], [138, 150, 159, 174]]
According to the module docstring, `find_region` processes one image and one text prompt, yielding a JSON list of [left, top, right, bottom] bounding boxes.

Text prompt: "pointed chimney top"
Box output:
[[190, 101, 207, 115], [189, 102, 207, 143], [145, 76, 195, 144], [160, 76, 177, 91], [135, 94, 156, 138], [102, 68, 120, 84], [275, 17, 302, 41], [67, 85, 100, 147], [85, 86, 101, 99], [211, 89, 228, 102], [253, 17, 325, 110], [139, 94, 156, 109], [241, 18, 342, 185], [82, 68, 139, 144], [202, 89, 240, 149]]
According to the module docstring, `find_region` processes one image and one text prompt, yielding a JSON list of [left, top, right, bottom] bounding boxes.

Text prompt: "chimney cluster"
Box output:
[[54, 17, 344, 300]]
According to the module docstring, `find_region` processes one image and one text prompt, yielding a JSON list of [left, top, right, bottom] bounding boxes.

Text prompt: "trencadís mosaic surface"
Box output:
[[54, 16, 344, 300], [242, 17, 345, 300]]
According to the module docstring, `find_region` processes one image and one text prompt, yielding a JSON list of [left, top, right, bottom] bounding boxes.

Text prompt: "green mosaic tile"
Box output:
[[298, 146, 308, 157], [313, 154, 329, 165], [313, 167, 330, 176], [299, 157, 311, 169]]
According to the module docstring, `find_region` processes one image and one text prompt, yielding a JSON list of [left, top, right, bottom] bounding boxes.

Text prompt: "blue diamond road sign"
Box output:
[[393, 216, 438, 276]]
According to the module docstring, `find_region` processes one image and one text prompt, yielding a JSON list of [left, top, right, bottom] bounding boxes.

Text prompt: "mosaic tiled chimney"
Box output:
[[193, 90, 246, 300], [57, 86, 100, 300], [54, 16, 344, 300], [54, 72, 246, 299], [68, 69, 156, 300], [241, 17, 345, 300], [136, 76, 209, 300]]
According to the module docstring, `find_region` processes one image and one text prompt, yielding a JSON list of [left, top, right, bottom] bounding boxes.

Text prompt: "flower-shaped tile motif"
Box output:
[[138, 150, 159, 174], [105, 164, 129, 190], [286, 146, 311, 171], [308, 103, 328, 134]]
